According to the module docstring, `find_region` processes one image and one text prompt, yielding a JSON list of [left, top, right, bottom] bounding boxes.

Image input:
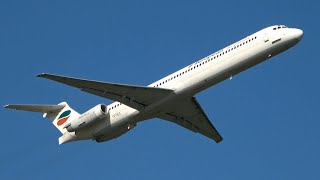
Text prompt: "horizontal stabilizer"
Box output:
[[4, 104, 65, 113], [4, 102, 79, 136]]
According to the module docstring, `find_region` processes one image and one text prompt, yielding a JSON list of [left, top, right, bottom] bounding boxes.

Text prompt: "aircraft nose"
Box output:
[[293, 28, 303, 41]]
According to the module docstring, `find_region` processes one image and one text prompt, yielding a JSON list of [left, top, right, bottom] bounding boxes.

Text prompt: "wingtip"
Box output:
[[216, 138, 223, 143], [37, 73, 47, 78]]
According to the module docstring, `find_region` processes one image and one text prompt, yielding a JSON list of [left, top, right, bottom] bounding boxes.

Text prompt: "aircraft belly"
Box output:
[[95, 123, 135, 142]]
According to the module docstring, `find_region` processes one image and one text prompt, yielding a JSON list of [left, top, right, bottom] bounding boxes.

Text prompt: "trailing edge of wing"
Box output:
[[37, 73, 174, 110], [4, 104, 65, 113]]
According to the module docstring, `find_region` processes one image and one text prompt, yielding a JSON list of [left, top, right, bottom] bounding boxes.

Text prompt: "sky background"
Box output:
[[1, 0, 319, 179]]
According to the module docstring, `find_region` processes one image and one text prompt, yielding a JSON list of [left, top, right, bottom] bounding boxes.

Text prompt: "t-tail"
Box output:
[[4, 102, 80, 144]]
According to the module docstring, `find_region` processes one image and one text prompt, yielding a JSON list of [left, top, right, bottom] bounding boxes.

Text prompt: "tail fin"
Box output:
[[4, 102, 80, 134]]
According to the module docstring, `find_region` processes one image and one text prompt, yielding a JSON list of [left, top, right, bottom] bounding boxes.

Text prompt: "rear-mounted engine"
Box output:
[[64, 104, 107, 132]]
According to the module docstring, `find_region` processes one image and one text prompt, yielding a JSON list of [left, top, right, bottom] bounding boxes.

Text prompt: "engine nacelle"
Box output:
[[65, 104, 107, 132]]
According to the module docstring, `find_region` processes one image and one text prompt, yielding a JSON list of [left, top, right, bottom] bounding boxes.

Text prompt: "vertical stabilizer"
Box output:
[[43, 102, 80, 134]]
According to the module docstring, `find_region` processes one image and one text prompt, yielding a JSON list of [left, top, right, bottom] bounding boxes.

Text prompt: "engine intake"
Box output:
[[65, 104, 107, 132]]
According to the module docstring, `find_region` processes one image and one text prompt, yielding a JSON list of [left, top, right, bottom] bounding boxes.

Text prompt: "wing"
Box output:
[[37, 73, 174, 110], [157, 97, 223, 143], [4, 104, 65, 113]]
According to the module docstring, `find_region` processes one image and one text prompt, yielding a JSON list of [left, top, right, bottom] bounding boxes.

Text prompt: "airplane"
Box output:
[[4, 25, 303, 145]]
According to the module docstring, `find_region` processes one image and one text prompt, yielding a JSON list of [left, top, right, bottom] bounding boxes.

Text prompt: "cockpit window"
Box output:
[[273, 25, 288, 30]]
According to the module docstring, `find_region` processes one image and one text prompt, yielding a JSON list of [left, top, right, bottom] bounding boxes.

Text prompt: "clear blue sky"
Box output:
[[1, 0, 318, 179]]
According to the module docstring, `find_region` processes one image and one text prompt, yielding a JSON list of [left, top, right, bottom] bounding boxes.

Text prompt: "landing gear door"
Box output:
[[264, 33, 269, 42]]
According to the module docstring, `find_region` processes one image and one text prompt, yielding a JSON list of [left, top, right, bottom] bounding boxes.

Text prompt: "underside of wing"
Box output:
[[37, 73, 174, 110], [158, 97, 223, 143], [4, 104, 65, 113]]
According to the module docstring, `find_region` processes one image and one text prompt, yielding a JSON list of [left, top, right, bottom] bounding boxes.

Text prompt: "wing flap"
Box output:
[[82, 88, 146, 110]]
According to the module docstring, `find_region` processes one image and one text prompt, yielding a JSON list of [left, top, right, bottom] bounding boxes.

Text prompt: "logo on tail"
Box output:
[[57, 110, 71, 126]]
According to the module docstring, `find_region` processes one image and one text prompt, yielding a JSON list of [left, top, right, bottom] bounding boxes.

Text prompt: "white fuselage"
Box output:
[[77, 25, 303, 142]]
